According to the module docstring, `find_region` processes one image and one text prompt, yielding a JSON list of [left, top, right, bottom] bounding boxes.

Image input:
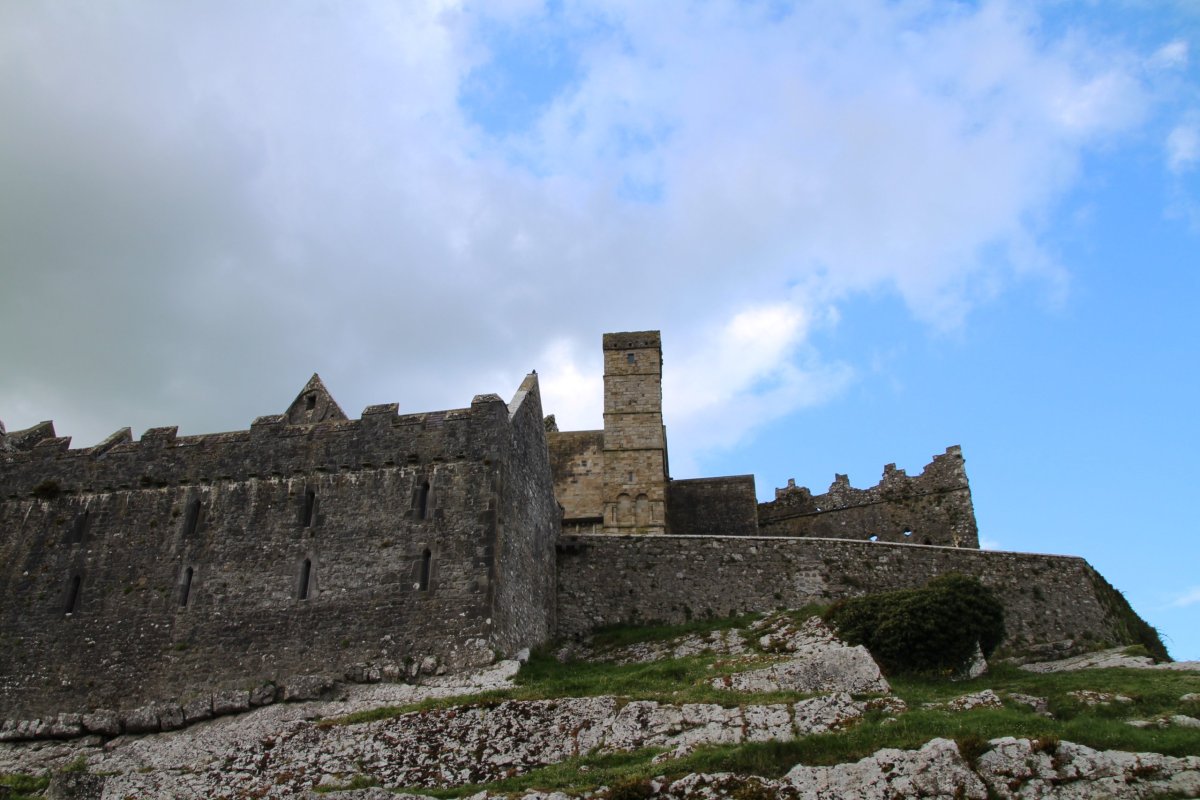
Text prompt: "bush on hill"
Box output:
[[824, 573, 1006, 676]]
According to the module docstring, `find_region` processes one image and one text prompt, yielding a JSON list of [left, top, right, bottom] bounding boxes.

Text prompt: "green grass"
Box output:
[[0, 772, 50, 799]]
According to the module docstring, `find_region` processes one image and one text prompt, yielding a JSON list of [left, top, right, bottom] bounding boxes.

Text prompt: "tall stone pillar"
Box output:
[[601, 331, 668, 534]]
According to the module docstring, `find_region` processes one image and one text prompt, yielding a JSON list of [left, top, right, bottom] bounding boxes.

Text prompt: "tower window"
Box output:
[[417, 481, 430, 519], [64, 574, 82, 615], [182, 499, 202, 538], [419, 549, 432, 591], [305, 393, 316, 410], [298, 559, 312, 600], [626, 353, 635, 364], [179, 567, 194, 607], [302, 490, 317, 527]]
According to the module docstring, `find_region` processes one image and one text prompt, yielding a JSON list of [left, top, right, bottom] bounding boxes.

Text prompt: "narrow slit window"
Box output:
[[64, 574, 82, 615], [419, 549, 432, 591], [179, 567, 194, 607], [298, 559, 312, 600], [302, 490, 317, 527], [417, 481, 430, 519], [182, 499, 202, 538], [70, 511, 90, 544]]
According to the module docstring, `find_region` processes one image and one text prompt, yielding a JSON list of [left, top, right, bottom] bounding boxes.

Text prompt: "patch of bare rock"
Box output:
[[1020, 647, 1200, 674], [289, 738, 1200, 800], [710, 617, 891, 695]]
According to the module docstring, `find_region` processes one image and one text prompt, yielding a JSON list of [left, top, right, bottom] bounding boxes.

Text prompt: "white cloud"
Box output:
[[1167, 119, 1200, 173], [0, 1, 1163, 452], [1147, 39, 1189, 71], [1169, 586, 1200, 608]]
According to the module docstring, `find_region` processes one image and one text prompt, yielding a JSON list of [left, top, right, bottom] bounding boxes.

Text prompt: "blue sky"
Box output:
[[1, 1, 1197, 659]]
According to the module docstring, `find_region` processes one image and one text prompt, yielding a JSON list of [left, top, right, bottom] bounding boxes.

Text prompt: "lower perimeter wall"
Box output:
[[556, 534, 1151, 657]]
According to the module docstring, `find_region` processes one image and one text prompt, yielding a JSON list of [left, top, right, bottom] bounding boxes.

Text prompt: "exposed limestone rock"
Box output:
[[953, 641, 988, 681], [569, 627, 751, 664], [1068, 689, 1133, 706], [1020, 647, 1200, 673], [1005, 693, 1050, 717], [976, 736, 1200, 799], [924, 689, 1004, 712], [784, 738, 988, 799], [712, 617, 891, 695], [2, 692, 877, 796]]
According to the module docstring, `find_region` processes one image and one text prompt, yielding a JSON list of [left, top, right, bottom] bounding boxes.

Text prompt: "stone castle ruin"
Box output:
[[0, 331, 1156, 740]]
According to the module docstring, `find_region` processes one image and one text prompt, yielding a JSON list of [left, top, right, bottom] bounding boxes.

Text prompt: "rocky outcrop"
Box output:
[[287, 738, 1200, 800], [711, 618, 890, 695], [1019, 647, 1200, 673]]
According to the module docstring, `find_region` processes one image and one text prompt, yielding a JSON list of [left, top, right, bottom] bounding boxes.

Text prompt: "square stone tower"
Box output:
[[602, 331, 668, 534]]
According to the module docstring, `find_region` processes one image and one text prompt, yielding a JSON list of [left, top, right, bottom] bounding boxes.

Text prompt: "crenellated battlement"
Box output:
[[757, 446, 977, 547], [0, 395, 513, 501]]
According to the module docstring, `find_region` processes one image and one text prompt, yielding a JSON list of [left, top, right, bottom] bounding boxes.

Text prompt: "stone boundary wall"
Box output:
[[557, 534, 1139, 655], [757, 446, 978, 547]]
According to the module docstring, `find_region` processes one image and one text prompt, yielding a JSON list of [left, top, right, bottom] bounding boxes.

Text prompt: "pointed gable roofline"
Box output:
[[284, 374, 348, 426]]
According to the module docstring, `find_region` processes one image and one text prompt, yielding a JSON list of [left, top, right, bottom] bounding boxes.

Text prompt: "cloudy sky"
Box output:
[[2, 1, 1197, 658]]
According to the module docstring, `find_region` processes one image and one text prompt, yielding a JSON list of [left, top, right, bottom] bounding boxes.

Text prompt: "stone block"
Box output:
[[281, 675, 333, 701], [121, 705, 160, 734], [211, 690, 250, 716], [182, 695, 213, 724], [249, 683, 278, 706], [81, 710, 121, 737]]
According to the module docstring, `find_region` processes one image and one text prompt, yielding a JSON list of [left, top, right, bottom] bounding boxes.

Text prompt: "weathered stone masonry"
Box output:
[[0, 374, 556, 721]]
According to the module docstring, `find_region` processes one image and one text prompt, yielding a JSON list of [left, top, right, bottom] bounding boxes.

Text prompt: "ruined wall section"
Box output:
[[0, 394, 540, 721], [557, 535, 1146, 657], [757, 446, 978, 547], [547, 430, 605, 534], [666, 476, 759, 537], [491, 376, 560, 654]]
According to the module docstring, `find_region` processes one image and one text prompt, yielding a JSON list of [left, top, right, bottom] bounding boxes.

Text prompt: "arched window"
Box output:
[[419, 549, 432, 591], [635, 494, 650, 526], [64, 574, 82, 615], [298, 559, 312, 600], [617, 493, 633, 525], [179, 567, 194, 607]]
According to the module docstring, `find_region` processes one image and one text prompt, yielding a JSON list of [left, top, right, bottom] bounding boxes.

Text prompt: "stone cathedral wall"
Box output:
[[0, 381, 558, 724]]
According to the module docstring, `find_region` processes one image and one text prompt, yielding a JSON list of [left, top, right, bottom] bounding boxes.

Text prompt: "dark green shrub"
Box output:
[[824, 574, 1005, 676]]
